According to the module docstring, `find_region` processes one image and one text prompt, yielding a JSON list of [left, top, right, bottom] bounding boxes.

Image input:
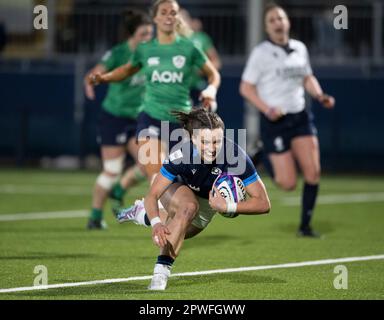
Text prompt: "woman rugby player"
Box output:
[[87, 0, 221, 189], [84, 10, 152, 229], [118, 108, 270, 290]]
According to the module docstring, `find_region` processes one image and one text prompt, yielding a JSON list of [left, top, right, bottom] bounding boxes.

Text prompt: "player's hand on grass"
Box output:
[[317, 93, 335, 109], [265, 107, 284, 121], [209, 186, 227, 213], [152, 223, 170, 248]]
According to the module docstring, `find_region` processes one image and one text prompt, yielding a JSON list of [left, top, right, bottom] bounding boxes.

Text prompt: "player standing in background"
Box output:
[[83, 9, 153, 230], [118, 108, 270, 290], [240, 4, 335, 237], [88, 0, 221, 191]]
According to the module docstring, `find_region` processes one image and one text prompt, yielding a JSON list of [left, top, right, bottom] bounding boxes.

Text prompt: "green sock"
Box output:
[[90, 208, 103, 221], [112, 183, 126, 200]]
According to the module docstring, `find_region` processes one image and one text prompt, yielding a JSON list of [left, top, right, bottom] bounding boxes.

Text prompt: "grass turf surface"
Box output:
[[0, 168, 383, 299]]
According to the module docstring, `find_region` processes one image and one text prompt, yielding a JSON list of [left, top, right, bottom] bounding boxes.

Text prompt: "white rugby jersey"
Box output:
[[242, 39, 313, 114]]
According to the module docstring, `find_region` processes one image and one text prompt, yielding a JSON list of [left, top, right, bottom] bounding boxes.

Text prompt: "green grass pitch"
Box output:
[[0, 168, 383, 299]]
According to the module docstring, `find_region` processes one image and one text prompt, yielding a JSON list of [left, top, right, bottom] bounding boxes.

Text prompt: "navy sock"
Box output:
[[300, 183, 319, 230], [157, 255, 174, 267], [144, 213, 150, 226]]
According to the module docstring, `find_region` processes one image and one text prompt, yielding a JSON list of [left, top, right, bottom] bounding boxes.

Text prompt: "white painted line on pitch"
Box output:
[[0, 254, 383, 294], [0, 185, 89, 196], [281, 192, 384, 206], [0, 210, 88, 221]]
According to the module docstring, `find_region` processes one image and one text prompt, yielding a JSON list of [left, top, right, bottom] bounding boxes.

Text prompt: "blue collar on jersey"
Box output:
[[266, 38, 295, 55]]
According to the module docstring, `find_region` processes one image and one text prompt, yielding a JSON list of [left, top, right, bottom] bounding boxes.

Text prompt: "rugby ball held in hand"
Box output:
[[213, 173, 246, 218]]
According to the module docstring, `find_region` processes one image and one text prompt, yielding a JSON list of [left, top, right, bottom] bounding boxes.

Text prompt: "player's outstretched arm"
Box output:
[[303, 75, 335, 109], [88, 62, 140, 86], [84, 64, 106, 100], [200, 60, 221, 110], [144, 174, 173, 247], [236, 179, 271, 214]]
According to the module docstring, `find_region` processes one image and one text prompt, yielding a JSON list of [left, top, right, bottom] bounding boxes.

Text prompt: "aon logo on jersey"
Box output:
[[151, 70, 183, 83]]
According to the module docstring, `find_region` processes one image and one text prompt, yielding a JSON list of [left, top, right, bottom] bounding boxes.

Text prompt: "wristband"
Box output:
[[201, 84, 217, 100], [226, 202, 237, 213], [150, 216, 161, 227]]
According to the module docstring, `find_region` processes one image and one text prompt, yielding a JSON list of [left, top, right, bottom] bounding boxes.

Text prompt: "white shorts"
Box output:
[[191, 196, 217, 230]]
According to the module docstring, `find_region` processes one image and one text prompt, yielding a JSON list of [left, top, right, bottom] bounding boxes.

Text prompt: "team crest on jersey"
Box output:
[[172, 55, 186, 69], [211, 167, 222, 175], [148, 57, 160, 66]]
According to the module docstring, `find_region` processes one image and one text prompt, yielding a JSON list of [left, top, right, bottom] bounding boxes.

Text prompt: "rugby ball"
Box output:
[[213, 173, 246, 218]]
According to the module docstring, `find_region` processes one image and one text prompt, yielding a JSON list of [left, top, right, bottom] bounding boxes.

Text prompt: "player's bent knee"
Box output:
[[275, 178, 296, 191], [96, 172, 119, 191], [304, 170, 321, 185], [176, 201, 199, 223], [103, 155, 124, 175]]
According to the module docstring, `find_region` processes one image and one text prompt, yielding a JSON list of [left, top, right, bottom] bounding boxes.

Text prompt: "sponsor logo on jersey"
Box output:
[[188, 184, 200, 192], [169, 150, 183, 161], [172, 55, 186, 69], [211, 167, 222, 175], [276, 66, 307, 79], [148, 57, 160, 66], [151, 70, 184, 83], [130, 74, 146, 86], [191, 168, 197, 175]]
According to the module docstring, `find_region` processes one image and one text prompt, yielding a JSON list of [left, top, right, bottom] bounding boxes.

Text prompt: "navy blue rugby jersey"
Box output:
[[160, 138, 260, 199]]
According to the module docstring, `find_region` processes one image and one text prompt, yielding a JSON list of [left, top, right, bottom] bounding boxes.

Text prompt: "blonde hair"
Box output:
[[150, 0, 193, 37]]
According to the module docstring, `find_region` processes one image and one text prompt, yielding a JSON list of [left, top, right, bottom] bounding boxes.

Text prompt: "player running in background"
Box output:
[[108, 6, 223, 209], [88, 0, 221, 190], [240, 4, 335, 237], [117, 108, 270, 290], [83, 9, 153, 230]]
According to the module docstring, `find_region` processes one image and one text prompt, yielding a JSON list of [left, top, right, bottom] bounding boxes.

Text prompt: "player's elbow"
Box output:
[[260, 198, 271, 214], [249, 196, 271, 214]]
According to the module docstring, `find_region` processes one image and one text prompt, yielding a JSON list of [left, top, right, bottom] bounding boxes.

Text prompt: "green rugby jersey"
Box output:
[[189, 31, 215, 90], [100, 42, 146, 119], [130, 36, 208, 122]]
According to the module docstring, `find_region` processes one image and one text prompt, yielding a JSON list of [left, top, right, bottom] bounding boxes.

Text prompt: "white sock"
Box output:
[[154, 263, 171, 276], [135, 202, 148, 227], [130, 199, 146, 227]]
